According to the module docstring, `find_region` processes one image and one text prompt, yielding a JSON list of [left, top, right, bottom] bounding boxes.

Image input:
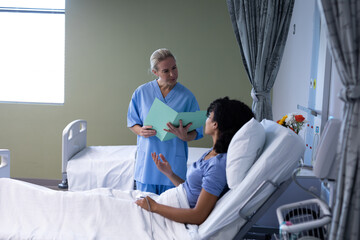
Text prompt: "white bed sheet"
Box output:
[[0, 178, 194, 240], [0, 120, 304, 239], [67, 145, 137, 191]]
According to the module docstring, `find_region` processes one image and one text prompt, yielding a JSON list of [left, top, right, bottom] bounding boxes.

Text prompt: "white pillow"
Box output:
[[226, 118, 265, 189]]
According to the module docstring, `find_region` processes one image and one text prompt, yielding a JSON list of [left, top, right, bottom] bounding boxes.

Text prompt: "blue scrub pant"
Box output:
[[136, 181, 174, 195]]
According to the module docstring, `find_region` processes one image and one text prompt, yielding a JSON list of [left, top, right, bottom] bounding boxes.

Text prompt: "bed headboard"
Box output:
[[62, 119, 87, 174], [0, 149, 10, 178]]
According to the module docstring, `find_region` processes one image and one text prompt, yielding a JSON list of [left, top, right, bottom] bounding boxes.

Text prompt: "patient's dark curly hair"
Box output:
[[207, 97, 254, 153]]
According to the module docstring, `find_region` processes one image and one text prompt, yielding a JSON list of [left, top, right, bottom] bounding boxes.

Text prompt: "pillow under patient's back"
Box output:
[[226, 118, 266, 189]]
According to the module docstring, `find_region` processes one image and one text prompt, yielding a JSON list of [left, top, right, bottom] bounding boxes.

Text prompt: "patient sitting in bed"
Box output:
[[136, 96, 254, 225]]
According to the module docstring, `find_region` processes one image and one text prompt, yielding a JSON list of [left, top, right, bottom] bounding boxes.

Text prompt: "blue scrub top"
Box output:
[[183, 149, 228, 208], [127, 79, 203, 186]]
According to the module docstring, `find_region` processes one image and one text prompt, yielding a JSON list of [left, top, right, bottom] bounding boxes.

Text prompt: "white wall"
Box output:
[[273, 0, 343, 122], [273, 0, 343, 146], [273, 0, 315, 121]]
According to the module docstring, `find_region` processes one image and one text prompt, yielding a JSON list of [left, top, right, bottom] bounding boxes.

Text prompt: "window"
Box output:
[[0, 0, 65, 104]]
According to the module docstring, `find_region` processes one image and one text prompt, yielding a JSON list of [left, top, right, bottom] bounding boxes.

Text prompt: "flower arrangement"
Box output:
[[277, 113, 306, 134]]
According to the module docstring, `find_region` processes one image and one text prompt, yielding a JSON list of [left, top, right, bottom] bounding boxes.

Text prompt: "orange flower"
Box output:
[[295, 115, 305, 123]]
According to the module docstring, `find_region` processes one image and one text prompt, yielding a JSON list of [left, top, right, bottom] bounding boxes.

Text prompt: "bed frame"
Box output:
[[59, 119, 87, 189], [58, 119, 208, 190], [0, 149, 10, 178], [234, 178, 292, 239]]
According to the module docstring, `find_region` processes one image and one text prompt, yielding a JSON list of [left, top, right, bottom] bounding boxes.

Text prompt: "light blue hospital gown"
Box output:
[[183, 149, 228, 208], [127, 79, 203, 187]]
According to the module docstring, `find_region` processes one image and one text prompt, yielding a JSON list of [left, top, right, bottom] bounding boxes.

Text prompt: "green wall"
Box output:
[[0, 0, 251, 179]]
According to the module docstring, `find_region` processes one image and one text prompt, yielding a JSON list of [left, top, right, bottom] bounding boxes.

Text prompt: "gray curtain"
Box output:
[[226, 0, 295, 121], [319, 1, 360, 239]]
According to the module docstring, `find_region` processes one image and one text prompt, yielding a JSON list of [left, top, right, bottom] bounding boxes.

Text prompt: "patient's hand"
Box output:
[[152, 152, 185, 187], [135, 196, 156, 212], [151, 153, 173, 177]]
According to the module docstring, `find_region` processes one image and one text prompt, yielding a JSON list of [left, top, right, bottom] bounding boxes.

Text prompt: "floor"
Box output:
[[14, 178, 67, 191]]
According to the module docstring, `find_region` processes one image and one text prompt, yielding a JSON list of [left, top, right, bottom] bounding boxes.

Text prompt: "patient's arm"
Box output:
[[135, 189, 218, 225], [151, 153, 184, 187]]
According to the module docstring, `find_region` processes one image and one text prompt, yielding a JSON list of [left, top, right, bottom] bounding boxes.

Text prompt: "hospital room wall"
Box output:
[[0, 0, 252, 179], [273, 0, 343, 126], [272, 0, 315, 122]]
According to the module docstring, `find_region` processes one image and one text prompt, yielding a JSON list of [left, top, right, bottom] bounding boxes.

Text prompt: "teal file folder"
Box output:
[[144, 98, 207, 141]]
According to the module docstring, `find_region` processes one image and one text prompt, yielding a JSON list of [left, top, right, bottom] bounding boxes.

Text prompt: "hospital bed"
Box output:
[[59, 119, 209, 191], [0, 119, 306, 239]]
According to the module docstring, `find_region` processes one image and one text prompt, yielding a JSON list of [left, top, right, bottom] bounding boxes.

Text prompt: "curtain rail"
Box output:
[[0, 7, 64, 14]]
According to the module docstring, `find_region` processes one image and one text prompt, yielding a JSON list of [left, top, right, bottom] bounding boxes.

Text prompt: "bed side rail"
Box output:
[[59, 119, 87, 189], [233, 178, 293, 239], [238, 180, 279, 220]]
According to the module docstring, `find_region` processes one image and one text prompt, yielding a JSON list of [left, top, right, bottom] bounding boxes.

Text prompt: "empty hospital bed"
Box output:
[[58, 119, 209, 191], [0, 119, 305, 239]]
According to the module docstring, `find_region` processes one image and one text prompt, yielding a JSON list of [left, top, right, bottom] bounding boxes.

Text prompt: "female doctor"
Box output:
[[127, 48, 203, 195]]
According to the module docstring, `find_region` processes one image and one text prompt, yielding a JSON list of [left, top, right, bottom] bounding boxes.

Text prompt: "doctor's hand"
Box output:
[[129, 124, 156, 138], [135, 196, 157, 212], [164, 120, 193, 141], [151, 152, 173, 177], [139, 125, 156, 138]]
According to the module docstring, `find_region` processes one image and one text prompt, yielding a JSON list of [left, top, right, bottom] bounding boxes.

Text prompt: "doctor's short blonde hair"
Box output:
[[150, 48, 176, 71]]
